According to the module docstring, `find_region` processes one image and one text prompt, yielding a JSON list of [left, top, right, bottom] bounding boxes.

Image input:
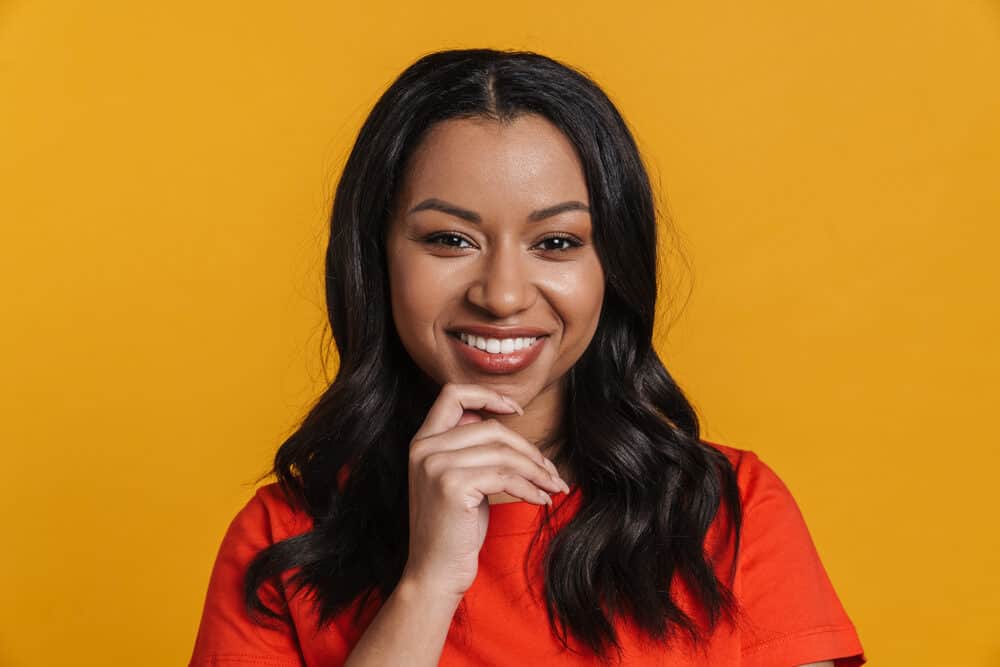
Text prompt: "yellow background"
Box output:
[[2, 0, 998, 664]]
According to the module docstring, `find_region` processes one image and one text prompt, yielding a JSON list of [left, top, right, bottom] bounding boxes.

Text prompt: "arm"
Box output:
[[343, 575, 462, 667]]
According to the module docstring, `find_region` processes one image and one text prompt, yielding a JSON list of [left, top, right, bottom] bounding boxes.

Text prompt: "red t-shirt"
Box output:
[[189, 442, 866, 666]]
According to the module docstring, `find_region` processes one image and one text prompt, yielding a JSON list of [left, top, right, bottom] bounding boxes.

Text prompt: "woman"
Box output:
[[189, 48, 866, 666]]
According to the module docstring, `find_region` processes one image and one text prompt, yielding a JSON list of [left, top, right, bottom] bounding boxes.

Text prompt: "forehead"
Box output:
[[397, 114, 589, 210]]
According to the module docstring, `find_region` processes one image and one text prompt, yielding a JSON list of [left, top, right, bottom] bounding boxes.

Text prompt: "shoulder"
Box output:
[[224, 482, 313, 548], [700, 439, 816, 560], [701, 439, 787, 506]]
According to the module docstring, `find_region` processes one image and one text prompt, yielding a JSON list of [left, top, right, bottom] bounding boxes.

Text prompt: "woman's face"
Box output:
[[385, 113, 605, 413]]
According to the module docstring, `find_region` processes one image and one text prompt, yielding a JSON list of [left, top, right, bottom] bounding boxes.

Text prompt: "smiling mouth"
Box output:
[[447, 331, 547, 354], [446, 331, 549, 374]]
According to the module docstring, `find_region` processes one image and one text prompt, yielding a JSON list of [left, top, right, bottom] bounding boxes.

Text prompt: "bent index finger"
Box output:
[[413, 383, 521, 442]]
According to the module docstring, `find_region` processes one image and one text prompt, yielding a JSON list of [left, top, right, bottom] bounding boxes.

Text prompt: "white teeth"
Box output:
[[458, 333, 538, 354]]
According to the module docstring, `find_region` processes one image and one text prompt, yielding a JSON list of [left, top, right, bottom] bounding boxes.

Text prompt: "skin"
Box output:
[[385, 113, 605, 502]]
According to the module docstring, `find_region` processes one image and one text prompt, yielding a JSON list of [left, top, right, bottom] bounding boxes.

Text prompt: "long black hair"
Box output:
[[245, 48, 744, 665]]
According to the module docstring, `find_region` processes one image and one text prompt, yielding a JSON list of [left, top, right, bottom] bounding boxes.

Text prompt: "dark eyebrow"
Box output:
[[406, 198, 590, 223]]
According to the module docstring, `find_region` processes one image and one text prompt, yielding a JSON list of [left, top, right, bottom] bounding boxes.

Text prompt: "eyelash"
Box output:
[[422, 232, 583, 253]]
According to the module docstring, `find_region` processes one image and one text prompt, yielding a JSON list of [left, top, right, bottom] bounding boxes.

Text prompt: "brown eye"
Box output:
[[536, 235, 583, 252], [423, 233, 474, 249]]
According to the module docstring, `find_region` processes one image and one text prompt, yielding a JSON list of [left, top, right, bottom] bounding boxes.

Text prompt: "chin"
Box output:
[[491, 381, 544, 402]]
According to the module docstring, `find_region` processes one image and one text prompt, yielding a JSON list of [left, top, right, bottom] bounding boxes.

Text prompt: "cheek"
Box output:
[[389, 255, 447, 337], [566, 257, 606, 326], [581, 280, 606, 338], [543, 258, 605, 360]]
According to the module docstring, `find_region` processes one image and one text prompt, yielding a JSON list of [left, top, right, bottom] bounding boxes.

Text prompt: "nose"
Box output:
[[465, 237, 536, 318]]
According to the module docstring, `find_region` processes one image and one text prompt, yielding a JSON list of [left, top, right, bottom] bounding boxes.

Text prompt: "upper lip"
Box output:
[[448, 324, 550, 338]]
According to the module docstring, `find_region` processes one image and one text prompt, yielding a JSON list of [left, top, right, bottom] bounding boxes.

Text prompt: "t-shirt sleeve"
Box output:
[[735, 451, 867, 667], [188, 486, 310, 666]]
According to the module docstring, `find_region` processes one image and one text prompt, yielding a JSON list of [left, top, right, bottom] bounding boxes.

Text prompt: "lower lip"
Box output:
[[448, 334, 548, 374]]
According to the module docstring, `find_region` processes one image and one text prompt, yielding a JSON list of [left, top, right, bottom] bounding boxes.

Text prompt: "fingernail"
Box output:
[[500, 394, 524, 415]]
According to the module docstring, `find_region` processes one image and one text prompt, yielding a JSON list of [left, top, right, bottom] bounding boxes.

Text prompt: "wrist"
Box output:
[[397, 570, 465, 608]]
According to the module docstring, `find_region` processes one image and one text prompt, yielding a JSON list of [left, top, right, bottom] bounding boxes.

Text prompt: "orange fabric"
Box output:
[[189, 442, 866, 666]]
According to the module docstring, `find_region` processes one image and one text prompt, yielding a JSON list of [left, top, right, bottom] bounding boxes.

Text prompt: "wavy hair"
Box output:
[[244, 48, 744, 665]]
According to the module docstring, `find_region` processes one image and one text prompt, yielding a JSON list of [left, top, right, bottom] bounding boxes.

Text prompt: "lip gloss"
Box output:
[[448, 333, 548, 374]]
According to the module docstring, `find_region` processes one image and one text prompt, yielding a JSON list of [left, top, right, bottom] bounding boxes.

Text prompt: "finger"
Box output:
[[417, 418, 562, 483], [414, 383, 522, 441], [424, 443, 566, 494], [441, 466, 553, 508]]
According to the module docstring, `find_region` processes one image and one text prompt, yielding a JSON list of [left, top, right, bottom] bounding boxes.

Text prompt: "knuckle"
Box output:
[[438, 468, 462, 494], [423, 450, 447, 474], [410, 439, 436, 464], [408, 441, 426, 463]]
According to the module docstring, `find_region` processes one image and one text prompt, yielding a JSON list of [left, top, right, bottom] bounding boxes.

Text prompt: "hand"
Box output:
[[400, 383, 568, 599]]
